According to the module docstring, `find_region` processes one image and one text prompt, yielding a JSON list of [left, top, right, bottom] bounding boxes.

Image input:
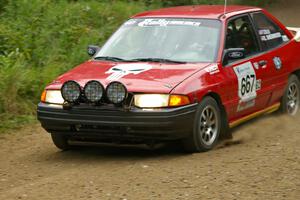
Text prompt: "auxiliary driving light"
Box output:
[[83, 80, 104, 103], [61, 81, 82, 103], [106, 81, 127, 104]]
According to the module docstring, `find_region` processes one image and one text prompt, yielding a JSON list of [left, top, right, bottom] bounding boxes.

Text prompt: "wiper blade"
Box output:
[[94, 56, 131, 62], [129, 58, 186, 64], [94, 56, 186, 64]]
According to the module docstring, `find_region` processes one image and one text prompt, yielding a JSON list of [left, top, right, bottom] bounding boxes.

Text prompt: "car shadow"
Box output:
[[35, 141, 193, 165], [70, 142, 185, 157]]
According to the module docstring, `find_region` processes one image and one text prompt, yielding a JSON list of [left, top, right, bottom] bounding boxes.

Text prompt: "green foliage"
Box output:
[[150, 0, 277, 7], [0, 0, 277, 130]]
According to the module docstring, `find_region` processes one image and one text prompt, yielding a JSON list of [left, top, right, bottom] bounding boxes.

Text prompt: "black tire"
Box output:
[[182, 97, 222, 153], [51, 133, 70, 151], [280, 74, 300, 116]]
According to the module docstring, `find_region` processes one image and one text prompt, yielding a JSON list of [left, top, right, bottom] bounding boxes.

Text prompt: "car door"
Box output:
[[250, 11, 292, 107], [222, 14, 273, 121]]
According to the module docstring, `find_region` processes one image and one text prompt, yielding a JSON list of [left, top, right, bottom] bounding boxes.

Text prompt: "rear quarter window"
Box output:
[[251, 12, 289, 50]]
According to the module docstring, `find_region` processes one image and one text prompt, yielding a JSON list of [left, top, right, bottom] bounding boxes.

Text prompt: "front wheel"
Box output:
[[183, 97, 221, 153], [280, 75, 300, 116], [51, 133, 70, 151]]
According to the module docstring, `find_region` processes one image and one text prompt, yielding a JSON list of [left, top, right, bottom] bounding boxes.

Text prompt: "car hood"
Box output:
[[46, 60, 211, 93]]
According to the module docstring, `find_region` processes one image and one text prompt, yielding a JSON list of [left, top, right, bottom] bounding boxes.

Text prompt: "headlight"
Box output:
[[84, 80, 104, 103], [61, 81, 81, 103], [134, 94, 190, 108], [41, 90, 64, 104], [134, 94, 169, 108], [106, 82, 127, 104]]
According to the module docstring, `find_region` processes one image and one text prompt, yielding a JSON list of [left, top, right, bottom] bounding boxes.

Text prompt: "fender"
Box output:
[[170, 64, 234, 117]]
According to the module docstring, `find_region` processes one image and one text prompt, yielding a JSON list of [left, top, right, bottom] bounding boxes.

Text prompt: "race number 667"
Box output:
[[241, 74, 256, 96]]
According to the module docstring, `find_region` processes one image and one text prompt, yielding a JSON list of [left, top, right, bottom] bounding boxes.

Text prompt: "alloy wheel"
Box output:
[[286, 82, 299, 115], [199, 105, 219, 146]]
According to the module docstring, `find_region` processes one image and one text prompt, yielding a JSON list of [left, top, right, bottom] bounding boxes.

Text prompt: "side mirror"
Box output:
[[87, 45, 101, 57], [223, 48, 246, 66]]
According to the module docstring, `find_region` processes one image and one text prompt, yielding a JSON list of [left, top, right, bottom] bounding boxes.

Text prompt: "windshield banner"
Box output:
[[125, 19, 202, 27]]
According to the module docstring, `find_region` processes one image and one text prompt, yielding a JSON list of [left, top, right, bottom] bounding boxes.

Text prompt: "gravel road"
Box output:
[[0, 112, 299, 200]]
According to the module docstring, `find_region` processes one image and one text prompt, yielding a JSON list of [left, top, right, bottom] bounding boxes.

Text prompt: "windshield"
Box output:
[[95, 18, 221, 63]]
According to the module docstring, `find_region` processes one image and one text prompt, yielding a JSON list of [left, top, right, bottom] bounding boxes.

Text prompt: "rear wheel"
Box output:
[[183, 97, 221, 153], [281, 75, 300, 116], [51, 133, 70, 151]]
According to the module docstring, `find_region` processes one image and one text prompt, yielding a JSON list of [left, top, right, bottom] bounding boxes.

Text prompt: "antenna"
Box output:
[[223, 0, 227, 16]]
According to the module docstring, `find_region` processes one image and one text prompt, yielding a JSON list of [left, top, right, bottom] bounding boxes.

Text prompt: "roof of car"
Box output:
[[132, 5, 262, 19]]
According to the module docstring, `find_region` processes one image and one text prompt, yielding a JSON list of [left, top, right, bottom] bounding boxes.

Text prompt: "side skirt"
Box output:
[[229, 103, 281, 128]]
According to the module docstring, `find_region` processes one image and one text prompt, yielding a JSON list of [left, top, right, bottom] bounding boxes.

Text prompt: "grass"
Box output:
[[0, 115, 35, 132]]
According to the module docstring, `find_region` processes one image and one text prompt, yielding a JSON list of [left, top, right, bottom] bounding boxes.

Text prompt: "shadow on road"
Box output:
[[34, 141, 193, 165]]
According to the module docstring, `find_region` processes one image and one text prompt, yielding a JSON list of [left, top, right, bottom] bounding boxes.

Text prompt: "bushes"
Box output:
[[149, 0, 277, 7]]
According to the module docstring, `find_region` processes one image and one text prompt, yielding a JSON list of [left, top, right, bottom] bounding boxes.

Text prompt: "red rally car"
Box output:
[[37, 5, 300, 152]]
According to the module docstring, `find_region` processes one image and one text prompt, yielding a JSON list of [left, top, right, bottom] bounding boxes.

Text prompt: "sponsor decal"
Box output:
[[138, 19, 201, 27], [256, 79, 262, 91], [261, 32, 282, 41], [228, 51, 244, 59], [253, 62, 259, 70], [259, 29, 271, 35], [282, 35, 289, 42], [259, 29, 284, 42], [260, 36, 267, 41], [206, 65, 219, 75], [124, 19, 137, 26], [266, 32, 282, 40], [105, 63, 152, 81], [234, 65, 262, 112], [164, 84, 173, 89], [273, 57, 282, 70], [237, 99, 256, 112], [233, 62, 257, 103]]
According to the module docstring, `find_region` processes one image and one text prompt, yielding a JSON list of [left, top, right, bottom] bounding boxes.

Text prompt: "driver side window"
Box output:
[[225, 15, 260, 58]]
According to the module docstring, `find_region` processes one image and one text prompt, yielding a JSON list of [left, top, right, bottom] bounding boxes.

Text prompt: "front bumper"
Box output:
[[37, 103, 198, 141]]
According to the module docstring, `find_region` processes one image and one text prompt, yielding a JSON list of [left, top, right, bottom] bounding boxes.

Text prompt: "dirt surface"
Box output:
[[268, 0, 300, 27], [1, 2, 300, 200], [0, 112, 299, 200]]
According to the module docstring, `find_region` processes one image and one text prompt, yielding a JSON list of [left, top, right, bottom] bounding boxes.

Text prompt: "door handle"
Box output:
[[258, 60, 267, 66]]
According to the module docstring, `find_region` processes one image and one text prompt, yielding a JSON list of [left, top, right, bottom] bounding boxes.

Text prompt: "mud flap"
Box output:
[[219, 106, 233, 140]]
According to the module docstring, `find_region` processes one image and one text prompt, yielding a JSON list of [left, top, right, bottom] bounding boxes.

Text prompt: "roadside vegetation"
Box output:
[[0, 0, 277, 130]]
